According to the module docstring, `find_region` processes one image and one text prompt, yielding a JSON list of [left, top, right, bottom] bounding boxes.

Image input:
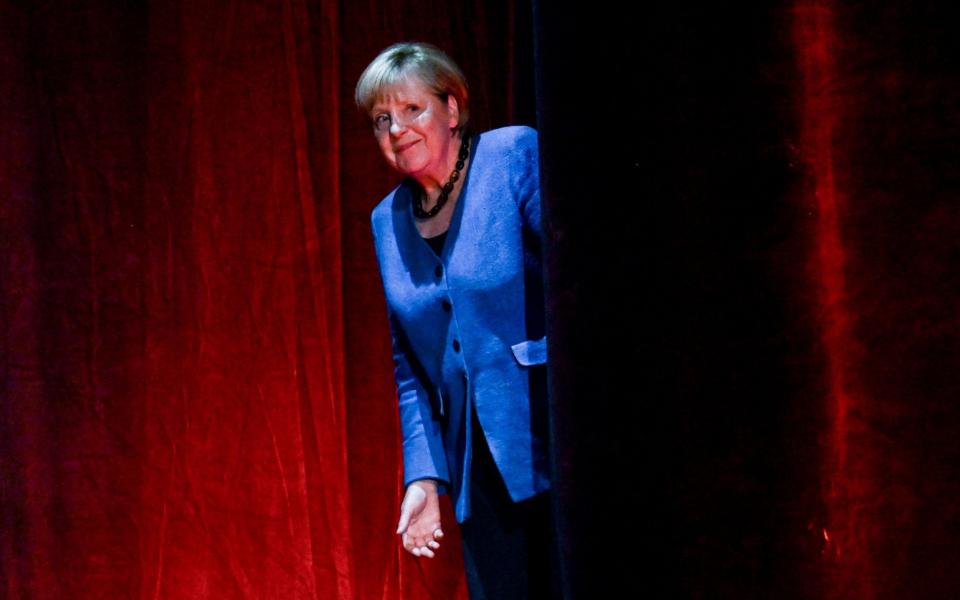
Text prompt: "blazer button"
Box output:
[[434, 265, 443, 278], [452, 339, 461, 352], [441, 299, 451, 312]]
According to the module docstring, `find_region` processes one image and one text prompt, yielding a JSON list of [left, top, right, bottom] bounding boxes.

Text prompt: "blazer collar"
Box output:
[[399, 132, 479, 265]]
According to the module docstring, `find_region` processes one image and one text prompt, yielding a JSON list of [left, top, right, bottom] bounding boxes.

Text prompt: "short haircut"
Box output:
[[355, 42, 470, 133]]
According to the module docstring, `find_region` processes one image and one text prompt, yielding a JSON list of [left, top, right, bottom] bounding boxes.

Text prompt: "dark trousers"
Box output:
[[459, 409, 560, 600]]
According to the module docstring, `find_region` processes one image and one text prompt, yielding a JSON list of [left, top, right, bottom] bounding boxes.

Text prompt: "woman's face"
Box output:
[[370, 76, 459, 181]]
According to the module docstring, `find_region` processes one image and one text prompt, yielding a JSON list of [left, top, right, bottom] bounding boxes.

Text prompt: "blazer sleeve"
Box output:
[[513, 126, 543, 243], [371, 215, 450, 490], [387, 310, 451, 490]]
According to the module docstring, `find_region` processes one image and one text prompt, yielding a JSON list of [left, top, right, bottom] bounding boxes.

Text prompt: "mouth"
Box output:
[[394, 139, 420, 154]]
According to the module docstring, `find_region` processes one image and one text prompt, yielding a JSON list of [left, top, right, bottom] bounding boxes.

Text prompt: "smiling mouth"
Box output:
[[394, 140, 419, 153]]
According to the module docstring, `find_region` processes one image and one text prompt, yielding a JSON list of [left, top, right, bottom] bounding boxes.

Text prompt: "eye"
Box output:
[[373, 113, 391, 128], [406, 104, 421, 114]]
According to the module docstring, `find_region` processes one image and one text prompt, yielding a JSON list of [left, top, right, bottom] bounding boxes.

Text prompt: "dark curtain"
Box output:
[[536, 1, 960, 598], [1, 1, 532, 598]]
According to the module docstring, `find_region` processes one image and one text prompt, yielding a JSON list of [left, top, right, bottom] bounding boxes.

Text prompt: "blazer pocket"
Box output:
[[510, 337, 547, 367]]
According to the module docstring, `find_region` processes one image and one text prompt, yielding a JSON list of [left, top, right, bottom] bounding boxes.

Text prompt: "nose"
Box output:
[[389, 113, 406, 136]]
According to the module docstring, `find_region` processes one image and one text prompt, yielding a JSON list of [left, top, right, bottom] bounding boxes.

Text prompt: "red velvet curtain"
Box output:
[[7, 0, 959, 598], [1, 1, 531, 598], [533, 1, 960, 597]]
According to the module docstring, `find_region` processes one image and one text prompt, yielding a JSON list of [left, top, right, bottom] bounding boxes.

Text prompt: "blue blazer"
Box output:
[[371, 126, 550, 522]]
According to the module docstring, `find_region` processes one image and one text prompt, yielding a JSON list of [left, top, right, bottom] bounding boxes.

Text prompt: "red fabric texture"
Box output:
[[793, 4, 960, 597], [1, 0, 530, 598], [8, 0, 958, 597]]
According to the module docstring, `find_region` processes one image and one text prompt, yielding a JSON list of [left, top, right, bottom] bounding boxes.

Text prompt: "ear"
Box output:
[[446, 94, 460, 130]]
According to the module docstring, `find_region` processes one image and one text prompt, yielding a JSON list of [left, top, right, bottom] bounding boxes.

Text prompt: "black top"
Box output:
[[425, 231, 447, 256]]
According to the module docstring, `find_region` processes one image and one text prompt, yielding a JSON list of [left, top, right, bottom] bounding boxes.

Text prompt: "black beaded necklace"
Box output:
[[413, 133, 470, 219]]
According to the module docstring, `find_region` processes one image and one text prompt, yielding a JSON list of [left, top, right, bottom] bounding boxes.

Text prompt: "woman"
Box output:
[[356, 43, 554, 599]]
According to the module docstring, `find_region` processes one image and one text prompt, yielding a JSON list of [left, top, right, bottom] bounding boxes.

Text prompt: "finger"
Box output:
[[411, 547, 422, 557], [419, 547, 435, 558], [433, 528, 444, 540], [402, 533, 414, 553], [427, 540, 440, 550]]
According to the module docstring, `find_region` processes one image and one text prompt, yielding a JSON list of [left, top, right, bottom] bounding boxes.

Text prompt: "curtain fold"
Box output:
[[2, 1, 530, 597], [535, 1, 960, 597], [8, 0, 957, 598]]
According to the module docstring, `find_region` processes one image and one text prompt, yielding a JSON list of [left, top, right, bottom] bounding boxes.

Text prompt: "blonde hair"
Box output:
[[355, 42, 469, 133]]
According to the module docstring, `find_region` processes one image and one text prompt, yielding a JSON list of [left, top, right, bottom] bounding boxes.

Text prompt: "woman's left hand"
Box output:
[[396, 479, 444, 558]]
